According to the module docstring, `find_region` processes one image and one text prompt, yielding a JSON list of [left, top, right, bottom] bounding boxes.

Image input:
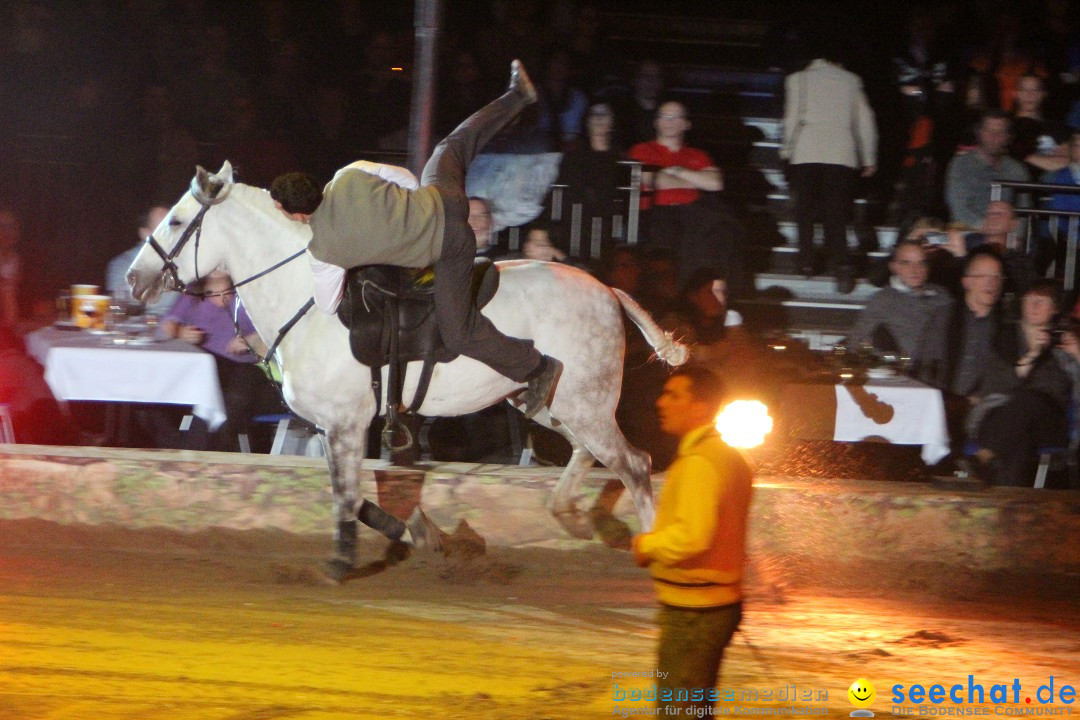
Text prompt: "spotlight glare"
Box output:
[[714, 400, 772, 448]]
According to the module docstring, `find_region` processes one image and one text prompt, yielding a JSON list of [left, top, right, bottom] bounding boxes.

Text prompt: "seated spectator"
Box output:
[[0, 206, 21, 326], [105, 205, 179, 317], [534, 46, 588, 151], [1042, 131, 1080, 280], [933, 200, 1038, 295], [660, 269, 762, 399], [555, 102, 626, 257], [163, 271, 281, 452], [847, 240, 954, 386], [968, 280, 1074, 486], [945, 109, 1029, 228], [629, 101, 747, 293], [0, 326, 79, 444], [613, 59, 666, 148], [946, 249, 1007, 398], [468, 197, 496, 258], [635, 246, 682, 317], [1044, 130, 1080, 216], [597, 244, 642, 297], [1009, 74, 1069, 176]]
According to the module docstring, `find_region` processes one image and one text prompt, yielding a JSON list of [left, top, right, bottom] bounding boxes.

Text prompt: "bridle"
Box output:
[[142, 175, 315, 391], [143, 179, 230, 292]]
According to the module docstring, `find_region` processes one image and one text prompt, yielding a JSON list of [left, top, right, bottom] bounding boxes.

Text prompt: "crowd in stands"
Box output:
[[1, 1, 1080, 484]]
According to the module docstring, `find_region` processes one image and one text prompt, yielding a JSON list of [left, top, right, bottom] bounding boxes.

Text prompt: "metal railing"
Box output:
[[500, 159, 644, 257], [990, 179, 1080, 292]]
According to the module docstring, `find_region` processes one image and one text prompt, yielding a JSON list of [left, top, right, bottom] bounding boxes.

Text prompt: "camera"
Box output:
[[923, 231, 950, 246]]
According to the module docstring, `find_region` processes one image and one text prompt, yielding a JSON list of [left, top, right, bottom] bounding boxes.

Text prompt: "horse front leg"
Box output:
[[322, 424, 442, 581]]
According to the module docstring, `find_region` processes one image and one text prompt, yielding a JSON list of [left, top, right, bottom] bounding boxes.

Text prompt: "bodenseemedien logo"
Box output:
[[848, 678, 876, 717]]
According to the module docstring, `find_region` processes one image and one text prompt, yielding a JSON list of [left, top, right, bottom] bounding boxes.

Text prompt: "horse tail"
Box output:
[[611, 288, 690, 367]]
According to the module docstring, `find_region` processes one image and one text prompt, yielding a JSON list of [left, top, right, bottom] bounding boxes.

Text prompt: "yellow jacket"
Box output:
[[632, 425, 753, 608]]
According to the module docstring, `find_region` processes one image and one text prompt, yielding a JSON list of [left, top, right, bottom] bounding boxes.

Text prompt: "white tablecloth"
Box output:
[[833, 376, 951, 465], [26, 327, 227, 431]]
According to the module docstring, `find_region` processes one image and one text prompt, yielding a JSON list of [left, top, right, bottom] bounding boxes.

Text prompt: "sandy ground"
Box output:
[[1, 518, 1078, 720]]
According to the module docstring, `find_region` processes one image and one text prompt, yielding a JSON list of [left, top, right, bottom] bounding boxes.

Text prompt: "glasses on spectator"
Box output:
[[658, 114, 686, 120]]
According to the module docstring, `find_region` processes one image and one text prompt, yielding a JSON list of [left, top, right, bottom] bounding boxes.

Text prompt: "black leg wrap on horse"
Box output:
[[334, 519, 358, 561], [357, 499, 406, 541]]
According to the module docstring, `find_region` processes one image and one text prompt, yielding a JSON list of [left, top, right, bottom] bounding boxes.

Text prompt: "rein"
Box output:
[[146, 181, 316, 404]]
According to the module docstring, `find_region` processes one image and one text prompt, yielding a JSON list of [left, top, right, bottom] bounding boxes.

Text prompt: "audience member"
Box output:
[[1045, 131, 1080, 214], [0, 207, 21, 326], [468, 197, 496, 258], [555, 101, 626, 256], [847, 240, 954, 386], [629, 102, 746, 292], [661, 269, 764, 402], [520, 224, 568, 263], [781, 39, 878, 293], [0, 327, 79, 445], [617, 60, 666, 148], [934, 200, 1038, 295], [968, 280, 1074, 486], [1010, 74, 1069, 176], [633, 366, 753, 718], [890, 7, 956, 223], [942, 250, 1008, 449], [534, 46, 588, 151], [105, 205, 179, 317], [945, 110, 1029, 228], [163, 271, 281, 452]]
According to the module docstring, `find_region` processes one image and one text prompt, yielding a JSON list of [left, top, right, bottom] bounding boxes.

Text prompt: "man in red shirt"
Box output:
[[629, 102, 745, 292]]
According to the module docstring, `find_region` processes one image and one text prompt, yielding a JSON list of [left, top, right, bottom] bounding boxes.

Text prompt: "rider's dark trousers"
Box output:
[[421, 88, 543, 383]]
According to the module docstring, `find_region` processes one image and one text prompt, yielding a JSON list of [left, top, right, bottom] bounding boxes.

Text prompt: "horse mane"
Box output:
[[225, 182, 313, 246]]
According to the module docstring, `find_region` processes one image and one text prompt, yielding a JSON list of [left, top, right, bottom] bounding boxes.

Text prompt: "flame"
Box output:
[[715, 400, 772, 448]]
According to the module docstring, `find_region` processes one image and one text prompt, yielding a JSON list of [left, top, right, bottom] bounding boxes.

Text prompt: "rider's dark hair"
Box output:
[[270, 172, 323, 215], [669, 366, 726, 412]]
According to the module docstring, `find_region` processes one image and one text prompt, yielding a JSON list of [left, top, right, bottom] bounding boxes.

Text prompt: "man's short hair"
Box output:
[[890, 238, 926, 261], [979, 108, 1012, 130], [961, 246, 1005, 276], [270, 172, 323, 215], [670, 366, 726, 412]]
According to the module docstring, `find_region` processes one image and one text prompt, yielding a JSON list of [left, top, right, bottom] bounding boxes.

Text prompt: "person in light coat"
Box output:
[[781, 41, 878, 294]]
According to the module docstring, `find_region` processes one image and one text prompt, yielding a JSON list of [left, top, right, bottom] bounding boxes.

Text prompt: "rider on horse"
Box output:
[[269, 60, 561, 419]]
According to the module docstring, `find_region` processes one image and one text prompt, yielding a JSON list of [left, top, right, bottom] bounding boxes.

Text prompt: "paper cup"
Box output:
[[70, 284, 100, 297], [72, 294, 111, 329]]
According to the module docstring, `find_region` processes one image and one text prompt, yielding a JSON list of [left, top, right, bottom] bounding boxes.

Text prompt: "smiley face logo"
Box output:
[[848, 678, 876, 708]]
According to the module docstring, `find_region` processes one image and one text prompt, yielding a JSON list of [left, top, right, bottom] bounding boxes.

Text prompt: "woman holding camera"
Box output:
[[969, 279, 1077, 485]]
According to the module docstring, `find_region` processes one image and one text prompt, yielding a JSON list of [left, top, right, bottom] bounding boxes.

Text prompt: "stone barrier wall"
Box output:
[[1, 446, 1078, 577]]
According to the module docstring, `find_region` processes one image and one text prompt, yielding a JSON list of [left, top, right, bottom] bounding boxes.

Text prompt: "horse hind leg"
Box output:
[[550, 411, 656, 538], [535, 412, 598, 540]]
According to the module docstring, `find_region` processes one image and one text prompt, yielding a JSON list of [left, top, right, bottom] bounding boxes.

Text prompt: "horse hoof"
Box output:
[[589, 507, 632, 550], [321, 557, 354, 584], [552, 509, 594, 540], [406, 507, 446, 552], [384, 540, 412, 566]]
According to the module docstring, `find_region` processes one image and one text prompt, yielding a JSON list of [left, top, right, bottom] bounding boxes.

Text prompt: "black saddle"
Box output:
[[336, 258, 500, 448]]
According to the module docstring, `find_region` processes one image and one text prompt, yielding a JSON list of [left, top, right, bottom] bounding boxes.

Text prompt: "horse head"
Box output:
[[127, 160, 236, 303]]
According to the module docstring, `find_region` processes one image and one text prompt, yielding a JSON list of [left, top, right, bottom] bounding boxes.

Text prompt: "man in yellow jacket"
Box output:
[[633, 366, 753, 716]]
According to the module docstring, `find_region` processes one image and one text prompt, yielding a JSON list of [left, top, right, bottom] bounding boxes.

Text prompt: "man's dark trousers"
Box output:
[[789, 162, 856, 273], [421, 89, 542, 383]]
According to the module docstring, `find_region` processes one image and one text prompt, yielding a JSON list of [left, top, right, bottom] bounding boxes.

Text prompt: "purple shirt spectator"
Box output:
[[165, 293, 258, 363]]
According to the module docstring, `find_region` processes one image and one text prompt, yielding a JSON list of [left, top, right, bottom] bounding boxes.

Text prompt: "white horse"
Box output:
[[127, 161, 687, 574]]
